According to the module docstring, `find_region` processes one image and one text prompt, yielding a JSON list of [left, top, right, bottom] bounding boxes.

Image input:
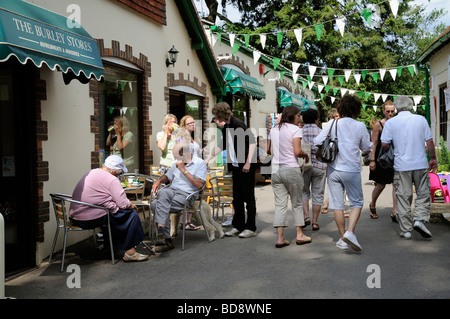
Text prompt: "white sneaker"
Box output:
[[343, 231, 362, 251], [239, 229, 257, 238], [413, 220, 432, 238], [400, 231, 412, 239], [336, 238, 348, 250], [221, 217, 233, 227], [225, 228, 240, 237]]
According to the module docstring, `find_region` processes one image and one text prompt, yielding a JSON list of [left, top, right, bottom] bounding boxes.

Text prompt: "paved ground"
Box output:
[[4, 166, 450, 301]]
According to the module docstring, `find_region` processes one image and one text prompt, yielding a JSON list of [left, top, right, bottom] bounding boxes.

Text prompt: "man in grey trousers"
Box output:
[[151, 142, 207, 251], [381, 96, 438, 239]]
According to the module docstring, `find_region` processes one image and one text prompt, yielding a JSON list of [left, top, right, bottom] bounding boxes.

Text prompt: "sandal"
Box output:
[[185, 222, 201, 231], [369, 204, 378, 219], [312, 223, 320, 231], [302, 217, 311, 228], [123, 252, 149, 262]]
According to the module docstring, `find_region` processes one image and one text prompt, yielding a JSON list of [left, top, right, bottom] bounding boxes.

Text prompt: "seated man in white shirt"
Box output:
[[151, 142, 207, 251]]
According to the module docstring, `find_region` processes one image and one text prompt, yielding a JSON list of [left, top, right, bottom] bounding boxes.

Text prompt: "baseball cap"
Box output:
[[104, 155, 128, 173]]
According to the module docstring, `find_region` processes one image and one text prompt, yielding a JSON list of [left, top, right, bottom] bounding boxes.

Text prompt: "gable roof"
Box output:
[[416, 26, 450, 63], [174, 0, 225, 97]]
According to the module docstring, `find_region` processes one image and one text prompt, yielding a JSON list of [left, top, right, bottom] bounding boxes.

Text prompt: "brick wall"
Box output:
[[117, 0, 167, 25]]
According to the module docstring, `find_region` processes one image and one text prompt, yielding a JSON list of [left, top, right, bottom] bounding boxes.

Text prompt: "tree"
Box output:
[[207, 0, 447, 126]]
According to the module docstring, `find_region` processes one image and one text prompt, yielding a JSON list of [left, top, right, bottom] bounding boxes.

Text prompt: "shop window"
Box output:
[[99, 64, 141, 172]]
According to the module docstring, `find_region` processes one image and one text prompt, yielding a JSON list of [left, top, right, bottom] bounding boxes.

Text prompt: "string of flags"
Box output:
[[210, 0, 402, 49]]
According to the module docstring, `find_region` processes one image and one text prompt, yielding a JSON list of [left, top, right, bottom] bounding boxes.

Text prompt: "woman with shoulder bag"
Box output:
[[314, 95, 372, 251], [368, 101, 397, 222]]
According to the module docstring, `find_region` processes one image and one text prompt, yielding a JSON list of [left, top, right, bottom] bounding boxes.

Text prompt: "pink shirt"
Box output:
[[69, 168, 131, 221], [268, 123, 303, 167]]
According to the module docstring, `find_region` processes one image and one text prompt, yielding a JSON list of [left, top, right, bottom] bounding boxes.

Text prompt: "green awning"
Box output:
[[0, 0, 103, 84], [221, 66, 265, 100], [278, 89, 316, 111]]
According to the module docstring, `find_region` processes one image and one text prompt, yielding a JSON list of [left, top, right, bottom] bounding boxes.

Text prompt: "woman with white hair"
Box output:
[[69, 155, 151, 262]]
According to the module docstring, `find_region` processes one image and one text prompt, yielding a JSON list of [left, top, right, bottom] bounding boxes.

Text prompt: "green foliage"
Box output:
[[438, 136, 450, 172]]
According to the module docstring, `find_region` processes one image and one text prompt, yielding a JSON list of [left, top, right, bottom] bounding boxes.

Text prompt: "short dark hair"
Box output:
[[336, 95, 361, 119], [212, 102, 232, 121], [302, 108, 319, 124]]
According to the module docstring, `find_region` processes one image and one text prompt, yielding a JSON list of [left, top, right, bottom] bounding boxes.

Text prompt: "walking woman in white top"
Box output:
[[268, 105, 310, 248], [314, 95, 372, 251]]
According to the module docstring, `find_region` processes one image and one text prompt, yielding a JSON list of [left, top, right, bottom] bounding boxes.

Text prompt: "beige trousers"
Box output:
[[393, 169, 431, 232], [271, 166, 304, 227]]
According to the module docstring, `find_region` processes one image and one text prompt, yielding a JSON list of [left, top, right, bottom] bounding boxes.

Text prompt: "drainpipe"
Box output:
[[0, 213, 4, 299], [415, 62, 430, 126]]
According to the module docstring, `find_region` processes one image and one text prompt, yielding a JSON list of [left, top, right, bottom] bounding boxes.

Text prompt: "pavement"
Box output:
[[4, 166, 450, 301]]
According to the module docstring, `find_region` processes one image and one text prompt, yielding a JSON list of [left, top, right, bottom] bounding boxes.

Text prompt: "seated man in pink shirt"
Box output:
[[69, 155, 151, 262]]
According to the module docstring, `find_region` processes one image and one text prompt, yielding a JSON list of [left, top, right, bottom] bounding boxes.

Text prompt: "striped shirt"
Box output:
[[302, 123, 327, 170]]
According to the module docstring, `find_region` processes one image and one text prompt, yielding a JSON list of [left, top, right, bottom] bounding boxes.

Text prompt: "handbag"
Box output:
[[362, 152, 371, 166], [299, 142, 312, 172], [377, 142, 394, 169], [316, 119, 339, 163]]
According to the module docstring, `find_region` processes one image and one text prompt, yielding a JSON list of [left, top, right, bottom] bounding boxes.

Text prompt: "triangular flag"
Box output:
[[217, 33, 222, 45], [120, 81, 126, 91], [397, 67, 403, 77], [232, 43, 240, 55], [308, 81, 314, 90], [253, 51, 261, 65], [333, 88, 339, 95], [292, 62, 300, 75], [260, 34, 266, 49], [389, 0, 399, 18], [354, 74, 361, 85], [349, 90, 355, 95], [389, 69, 397, 81], [211, 34, 217, 47], [374, 93, 381, 103], [361, 8, 372, 26], [365, 92, 371, 100], [331, 97, 336, 104], [293, 74, 299, 83], [382, 94, 388, 102], [357, 91, 364, 99], [309, 65, 317, 78], [327, 68, 335, 81], [338, 76, 344, 86], [344, 69, 352, 82], [373, 105, 377, 112], [320, 93, 325, 99], [379, 69, 386, 81], [277, 32, 283, 48], [336, 17, 346, 37], [362, 104, 367, 110], [121, 107, 127, 115], [314, 24, 323, 41], [322, 75, 328, 85], [341, 88, 348, 97], [413, 96, 422, 105], [302, 81, 307, 89], [272, 57, 280, 69], [229, 34, 235, 48], [413, 104, 417, 112], [244, 34, 250, 47], [307, 75, 312, 83], [407, 65, 416, 76], [325, 85, 331, 93], [318, 84, 324, 93], [361, 70, 368, 81], [294, 28, 302, 46], [279, 71, 285, 80], [128, 82, 133, 92], [370, 72, 379, 83]]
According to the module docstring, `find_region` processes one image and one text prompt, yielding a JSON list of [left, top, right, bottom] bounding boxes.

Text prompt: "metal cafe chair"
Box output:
[[120, 173, 156, 238], [209, 175, 233, 221], [49, 193, 115, 272], [153, 183, 211, 250]]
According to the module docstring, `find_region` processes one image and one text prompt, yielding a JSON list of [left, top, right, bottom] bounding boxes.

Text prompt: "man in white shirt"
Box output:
[[381, 96, 438, 239], [151, 142, 207, 251]]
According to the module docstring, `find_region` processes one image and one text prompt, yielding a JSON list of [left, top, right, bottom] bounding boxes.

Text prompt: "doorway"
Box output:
[[0, 61, 37, 275]]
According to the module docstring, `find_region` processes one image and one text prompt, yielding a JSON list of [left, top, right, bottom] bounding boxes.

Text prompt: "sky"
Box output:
[[195, 0, 450, 27]]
